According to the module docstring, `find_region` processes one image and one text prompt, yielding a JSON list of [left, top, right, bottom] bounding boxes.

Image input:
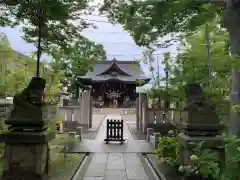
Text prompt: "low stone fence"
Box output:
[[136, 94, 183, 136], [146, 108, 183, 135], [59, 106, 81, 132]]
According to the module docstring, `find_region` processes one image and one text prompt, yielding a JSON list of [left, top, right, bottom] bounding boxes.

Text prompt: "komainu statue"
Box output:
[[5, 77, 48, 132], [182, 83, 221, 136], [184, 83, 216, 112]]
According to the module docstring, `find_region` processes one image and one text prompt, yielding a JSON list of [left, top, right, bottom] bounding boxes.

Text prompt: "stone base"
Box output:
[[79, 123, 91, 129], [1, 131, 55, 180], [177, 133, 223, 165], [0, 131, 55, 143], [178, 122, 223, 136]]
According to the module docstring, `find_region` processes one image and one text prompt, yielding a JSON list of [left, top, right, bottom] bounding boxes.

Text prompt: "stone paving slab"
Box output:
[[82, 115, 106, 140], [82, 153, 149, 180], [71, 115, 153, 153], [83, 177, 104, 180], [78, 115, 152, 180], [84, 162, 106, 177], [107, 153, 125, 170], [126, 166, 149, 180], [105, 169, 127, 180], [70, 139, 153, 153]]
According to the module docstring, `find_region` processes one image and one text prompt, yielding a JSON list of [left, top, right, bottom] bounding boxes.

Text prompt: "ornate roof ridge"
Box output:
[[96, 60, 131, 76], [98, 60, 138, 64]]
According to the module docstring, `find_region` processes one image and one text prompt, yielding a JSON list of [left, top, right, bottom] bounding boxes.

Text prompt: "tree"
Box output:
[[101, 0, 223, 46], [0, 0, 98, 77], [0, 33, 63, 99], [167, 23, 230, 121], [0, 33, 16, 97], [101, 0, 240, 135], [50, 39, 107, 97], [1, 0, 107, 98]]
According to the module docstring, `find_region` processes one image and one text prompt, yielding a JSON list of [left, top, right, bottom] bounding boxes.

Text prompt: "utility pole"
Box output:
[[156, 56, 160, 88], [205, 24, 212, 87]]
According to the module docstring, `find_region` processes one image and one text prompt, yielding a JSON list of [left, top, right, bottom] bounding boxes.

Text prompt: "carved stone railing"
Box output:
[[147, 108, 184, 125]]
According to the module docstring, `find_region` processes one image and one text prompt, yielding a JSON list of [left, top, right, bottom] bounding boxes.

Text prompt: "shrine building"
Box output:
[[78, 58, 151, 108]]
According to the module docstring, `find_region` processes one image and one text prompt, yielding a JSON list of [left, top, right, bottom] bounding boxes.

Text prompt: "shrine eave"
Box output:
[[78, 76, 151, 86]]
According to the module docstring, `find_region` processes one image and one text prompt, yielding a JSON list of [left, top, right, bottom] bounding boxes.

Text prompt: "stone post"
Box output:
[[177, 83, 223, 166], [136, 97, 140, 129], [0, 77, 55, 180], [146, 128, 153, 141], [139, 93, 146, 130], [142, 95, 149, 133], [89, 96, 93, 128], [80, 90, 91, 128]]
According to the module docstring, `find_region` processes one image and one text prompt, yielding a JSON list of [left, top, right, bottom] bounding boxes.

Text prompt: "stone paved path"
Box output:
[[82, 115, 106, 139], [71, 115, 152, 153], [79, 115, 152, 180]]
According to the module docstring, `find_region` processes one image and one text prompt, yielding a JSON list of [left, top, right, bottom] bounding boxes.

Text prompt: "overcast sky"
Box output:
[[0, 13, 178, 89]]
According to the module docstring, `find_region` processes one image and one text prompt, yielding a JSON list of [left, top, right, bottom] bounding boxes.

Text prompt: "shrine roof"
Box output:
[[78, 59, 151, 85]]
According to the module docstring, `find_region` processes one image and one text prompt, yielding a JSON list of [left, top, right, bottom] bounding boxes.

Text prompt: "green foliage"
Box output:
[[50, 41, 107, 97], [178, 136, 240, 180], [65, 135, 80, 151], [221, 136, 240, 179], [0, 33, 18, 97], [1, 0, 93, 52], [101, 0, 223, 46], [1, 0, 107, 98], [0, 119, 8, 158], [146, 22, 230, 120], [0, 33, 65, 103], [189, 142, 221, 179], [49, 145, 84, 179], [48, 114, 63, 134], [155, 130, 180, 168]]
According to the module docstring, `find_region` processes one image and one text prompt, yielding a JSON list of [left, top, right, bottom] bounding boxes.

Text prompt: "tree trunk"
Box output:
[[225, 0, 240, 135]]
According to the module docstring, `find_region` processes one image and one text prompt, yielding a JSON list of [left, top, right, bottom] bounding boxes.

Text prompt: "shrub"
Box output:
[[155, 130, 180, 168]]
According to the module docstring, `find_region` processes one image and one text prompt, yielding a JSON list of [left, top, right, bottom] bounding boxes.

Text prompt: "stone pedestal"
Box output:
[[0, 131, 55, 180], [177, 133, 223, 165]]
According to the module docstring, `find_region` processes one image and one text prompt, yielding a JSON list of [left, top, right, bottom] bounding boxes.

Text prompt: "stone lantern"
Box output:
[[0, 77, 55, 179], [177, 83, 223, 165]]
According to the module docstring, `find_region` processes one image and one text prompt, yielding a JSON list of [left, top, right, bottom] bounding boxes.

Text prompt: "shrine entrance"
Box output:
[[78, 59, 151, 108], [103, 82, 128, 108]]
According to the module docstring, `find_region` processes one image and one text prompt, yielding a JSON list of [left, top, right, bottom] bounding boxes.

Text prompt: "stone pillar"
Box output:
[[142, 96, 149, 133], [146, 128, 153, 141], [136, 97, 140, 129], [0, 77, 55, 180], [89, 96, 93, 128], [80, 91, 91, 128], [139, 93, 144, 130], [139, 93, 147, 131]]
